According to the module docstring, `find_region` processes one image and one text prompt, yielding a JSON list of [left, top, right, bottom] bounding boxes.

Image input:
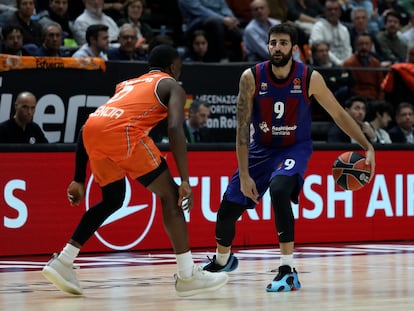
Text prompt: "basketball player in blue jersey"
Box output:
[[202, 23, 376, 292]]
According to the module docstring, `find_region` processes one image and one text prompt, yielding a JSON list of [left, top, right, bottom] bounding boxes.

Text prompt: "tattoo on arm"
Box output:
[[237, 72, 254, 146]]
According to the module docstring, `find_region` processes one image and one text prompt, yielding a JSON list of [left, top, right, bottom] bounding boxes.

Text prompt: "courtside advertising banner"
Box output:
[[0, 150, 413, 256]]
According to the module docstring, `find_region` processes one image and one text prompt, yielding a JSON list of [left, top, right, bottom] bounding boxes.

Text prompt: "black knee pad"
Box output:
[[215, 200, 246, 247]]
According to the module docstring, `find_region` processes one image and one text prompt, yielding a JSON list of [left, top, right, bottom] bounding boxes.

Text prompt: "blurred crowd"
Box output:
[[0, 0, 413, 144]]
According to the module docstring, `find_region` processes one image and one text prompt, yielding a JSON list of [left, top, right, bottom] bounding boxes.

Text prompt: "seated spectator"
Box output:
[[0, 91, 49, 144], [309, 0, 352, 66], [378, 0, 410, 27], [287, 0, 323, 37], [310, 40, 352, 108], [183, 29, 209, 62], [243, 0, 281, 62], [0, 1, 17, 28], [0, 24, 31, 55], [37, 0, 76, 47], [178, 0, 243, 62], [72, 24, 109, 59], [399, 10, 414, 47], [268, 0, 288, 22], [183, 100, 211, 143], [107, 23, 146, 60], [26, 22, 66, 56], [103, 0, 124, 22], [117, 0, 154, 56], [327, 95, 376, 143], [4, 0, 43, 46], [72, 0, 119, 46], [343, 33, 385, 101], [225, 0, 252, 27], [388, 102, 414, 143], [341, 0, 381, 32], [375, 10, 407, 63], [366, 100, 393, 144], [348, 7, 381, 54]]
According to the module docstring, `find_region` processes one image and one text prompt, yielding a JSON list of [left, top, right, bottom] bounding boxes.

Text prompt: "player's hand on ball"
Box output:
[[67, 181, 85, 206]]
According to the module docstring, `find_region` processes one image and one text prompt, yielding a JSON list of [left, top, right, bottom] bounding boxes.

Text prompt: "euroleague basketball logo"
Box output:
[[85, 175, 157, 250]]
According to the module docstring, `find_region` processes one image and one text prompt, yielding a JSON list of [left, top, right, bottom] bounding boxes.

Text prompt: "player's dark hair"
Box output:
[[148, 44, 179, 69], [267, 22, 298, 46]]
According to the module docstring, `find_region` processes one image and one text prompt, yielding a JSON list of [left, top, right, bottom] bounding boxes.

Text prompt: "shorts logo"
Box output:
[[85, 175, 157, 250]]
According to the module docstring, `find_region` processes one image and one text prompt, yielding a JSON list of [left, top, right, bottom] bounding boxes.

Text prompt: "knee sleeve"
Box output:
[[215, 200, 246, 247], [270, 175, 298, 243], [71, 179, 125, 245]]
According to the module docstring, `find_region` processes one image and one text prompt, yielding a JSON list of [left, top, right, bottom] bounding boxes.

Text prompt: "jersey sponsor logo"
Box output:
[[259, 121, 270, 133], [259, 91, 268, 95], [85, 175, 156, 250], [89, 105, 124, 119]]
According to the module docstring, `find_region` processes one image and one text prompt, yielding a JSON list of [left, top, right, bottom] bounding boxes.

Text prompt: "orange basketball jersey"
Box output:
[[83, 71, 171, 161]]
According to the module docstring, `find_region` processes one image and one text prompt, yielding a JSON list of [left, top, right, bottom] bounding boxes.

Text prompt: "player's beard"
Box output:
[[270, 49, 293, 67]]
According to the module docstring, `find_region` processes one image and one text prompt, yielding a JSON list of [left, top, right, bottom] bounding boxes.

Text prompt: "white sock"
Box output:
[[58, 243, 80, 265], [280, 254, 294, 269], [215, 249, 230, 266], [176, 251, 194, 279]]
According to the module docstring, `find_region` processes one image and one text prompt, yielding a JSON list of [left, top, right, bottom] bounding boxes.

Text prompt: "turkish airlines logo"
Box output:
[[85, 175, 157, 250]]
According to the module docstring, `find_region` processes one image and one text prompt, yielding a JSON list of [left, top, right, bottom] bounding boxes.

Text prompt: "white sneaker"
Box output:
[[175, 265, 229, 297], [42, 253, 83, 295]]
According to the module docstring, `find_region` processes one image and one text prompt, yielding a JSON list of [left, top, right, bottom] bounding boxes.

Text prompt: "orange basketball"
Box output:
[[332, 151, 371, 191]]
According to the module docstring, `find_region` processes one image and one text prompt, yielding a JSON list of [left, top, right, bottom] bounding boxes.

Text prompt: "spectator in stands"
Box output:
[[116, 0, 154, 57], [0, 24, 31, 55], [225, 0, 252, 27], [367, 100, 393, 144], [310, 40, 351, 107], [341, 0, 381, 32], [72, 0, 119, 45], [0, 1, 17, 28], [27, 22, 66, 56], [0, 91, 49, 144], [37, 0, 76, 47], [375, 10, 407, 63], [107, 23, 145, 60], [72, 24, 109, 59], [243, 0, 281, 62], [103, 0, 124, 22], [287, 0, 323, 37], [348, 7, 380, 54], [178, 0, 243, 62], [342, 33, 384, 101], [183, 29, 209, 62], [388, 102, 414, 143], [378, 0, 410, 27], [327, 95, 376, 143], [400, 10, 414, 46], [184, 100, 211, 143], [309, 0, 352, 66], [4, 0, 43, 46]]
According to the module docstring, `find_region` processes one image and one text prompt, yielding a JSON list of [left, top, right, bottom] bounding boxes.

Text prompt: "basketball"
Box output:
[[332, 151, 371, 191]]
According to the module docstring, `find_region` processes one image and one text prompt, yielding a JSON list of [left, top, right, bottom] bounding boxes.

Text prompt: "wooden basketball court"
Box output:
[[1, 243, 413, 310]]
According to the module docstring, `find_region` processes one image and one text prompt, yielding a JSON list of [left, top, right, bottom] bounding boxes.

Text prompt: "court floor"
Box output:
[[1, 242, 414, 310]]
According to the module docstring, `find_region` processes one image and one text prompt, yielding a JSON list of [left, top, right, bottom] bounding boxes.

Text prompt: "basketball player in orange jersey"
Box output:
[[42, 44, 228, 297]]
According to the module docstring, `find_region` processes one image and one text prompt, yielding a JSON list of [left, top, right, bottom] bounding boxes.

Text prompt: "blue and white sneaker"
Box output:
[[266, 265, 301, 292], [201, 253, 239, 272]]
